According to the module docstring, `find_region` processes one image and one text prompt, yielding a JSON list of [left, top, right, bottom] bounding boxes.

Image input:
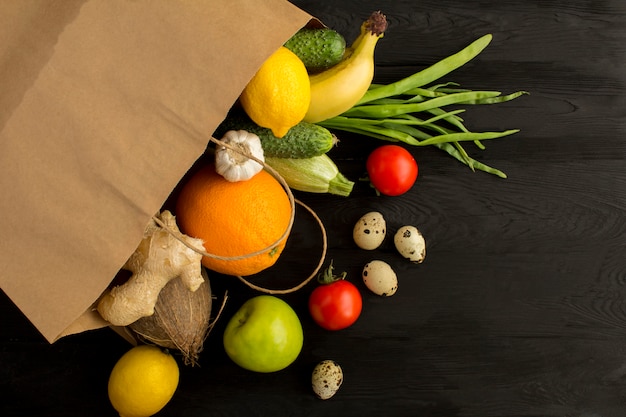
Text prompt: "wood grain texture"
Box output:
[[1, 1, 625, 416]]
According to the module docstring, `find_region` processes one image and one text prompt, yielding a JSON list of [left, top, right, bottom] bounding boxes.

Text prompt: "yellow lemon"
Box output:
[[108, 345, 179, 417], [240, 46, 310, 138]]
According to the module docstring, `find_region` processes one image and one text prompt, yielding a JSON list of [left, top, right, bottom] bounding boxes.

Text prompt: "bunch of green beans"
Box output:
[[317, 34, 528, 178]]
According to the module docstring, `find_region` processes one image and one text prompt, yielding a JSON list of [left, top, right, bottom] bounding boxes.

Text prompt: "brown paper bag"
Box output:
[[0, 0, 312, 343]]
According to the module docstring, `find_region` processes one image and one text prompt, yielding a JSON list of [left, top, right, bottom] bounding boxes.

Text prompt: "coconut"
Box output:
[[129, 268, 212, 366]]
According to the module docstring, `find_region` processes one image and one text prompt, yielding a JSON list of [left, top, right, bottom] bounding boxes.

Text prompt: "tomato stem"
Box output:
[[317, 260, 347, 285]]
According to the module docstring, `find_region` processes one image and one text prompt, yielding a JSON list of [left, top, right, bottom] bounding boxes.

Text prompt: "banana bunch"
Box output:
[[285, 11, 388, 124], [235, 11, 387, 198]]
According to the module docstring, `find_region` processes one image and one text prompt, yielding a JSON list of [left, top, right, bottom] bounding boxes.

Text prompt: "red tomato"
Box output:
[[366, 144, 418, 196], [308, 280, 362, 331]]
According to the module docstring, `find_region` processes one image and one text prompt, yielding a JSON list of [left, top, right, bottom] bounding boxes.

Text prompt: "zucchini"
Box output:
[[265, 154, 354, 197], [284, 28, 346, 73], [215, 113, 337, 159]]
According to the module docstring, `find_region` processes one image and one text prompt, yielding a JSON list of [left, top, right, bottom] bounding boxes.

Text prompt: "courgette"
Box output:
[[215, 113, 337, 159], [284, 28, 346, 73], [265, 154, 354, 197]]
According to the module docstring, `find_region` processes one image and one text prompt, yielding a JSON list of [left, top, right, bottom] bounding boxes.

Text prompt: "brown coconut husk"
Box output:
[[129, 268, 216, 366]]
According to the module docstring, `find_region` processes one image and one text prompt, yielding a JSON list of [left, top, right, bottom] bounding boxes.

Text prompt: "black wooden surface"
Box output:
[[2, 1, 626, 416]]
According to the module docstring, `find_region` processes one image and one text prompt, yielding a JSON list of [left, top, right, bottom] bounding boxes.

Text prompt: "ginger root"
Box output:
[[97, 210, 206, 327]]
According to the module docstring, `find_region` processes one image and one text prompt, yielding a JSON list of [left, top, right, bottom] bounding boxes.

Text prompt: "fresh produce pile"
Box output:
[[98, 10, 526, 416]]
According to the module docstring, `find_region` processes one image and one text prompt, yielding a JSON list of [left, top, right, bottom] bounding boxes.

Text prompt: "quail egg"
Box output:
[[394, 225, 426, 263], [353, 211, 386, 250], [312, 360, 343, 400], [362, 260, 398, 296]]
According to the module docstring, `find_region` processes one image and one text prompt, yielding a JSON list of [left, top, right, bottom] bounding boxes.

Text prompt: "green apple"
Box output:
[[223, 295, 304, 373]]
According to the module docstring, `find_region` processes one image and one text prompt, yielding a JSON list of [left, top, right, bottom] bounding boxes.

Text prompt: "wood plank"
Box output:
[[1, 1, 625, 416]]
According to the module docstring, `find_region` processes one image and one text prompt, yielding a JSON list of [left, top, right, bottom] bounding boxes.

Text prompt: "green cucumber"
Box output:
[[215, 113, 337, 159], [284, 28, 346, 73]]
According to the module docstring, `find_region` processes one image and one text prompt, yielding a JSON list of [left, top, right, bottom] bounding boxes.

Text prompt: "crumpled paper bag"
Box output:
[[0, 0, 311, 343]]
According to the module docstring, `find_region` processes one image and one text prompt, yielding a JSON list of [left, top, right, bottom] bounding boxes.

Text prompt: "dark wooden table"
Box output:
[[2, 1, 625, 416]]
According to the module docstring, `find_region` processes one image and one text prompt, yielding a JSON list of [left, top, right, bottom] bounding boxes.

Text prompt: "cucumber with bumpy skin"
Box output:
[[215, 113, 337, 159], [284, 28, 346, 73]]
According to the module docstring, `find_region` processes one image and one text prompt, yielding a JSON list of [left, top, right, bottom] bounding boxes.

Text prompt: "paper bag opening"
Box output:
[[0, 0, 312, 343]]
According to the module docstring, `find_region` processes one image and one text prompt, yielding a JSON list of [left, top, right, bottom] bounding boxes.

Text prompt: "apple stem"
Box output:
[[316, 259, 347, 285]]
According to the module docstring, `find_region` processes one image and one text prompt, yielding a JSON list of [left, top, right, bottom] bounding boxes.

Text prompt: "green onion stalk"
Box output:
[[316, 34, 528, 178]]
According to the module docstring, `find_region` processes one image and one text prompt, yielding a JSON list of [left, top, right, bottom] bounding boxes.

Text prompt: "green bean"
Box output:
[[407, 87, 446, 98], [417, 129, 519, 146], [383, 119, 518, 147], [433, 142, 507, 178], [357, 34, 493, 104], [425, 82, 462, 92], [424, 108, 483, 148], [381, 122, 433, 140], [424, 86, 470, 94], [474, 140, 486, 150], [425, 108, 467, 130], [452, 141, 474, 168], [419, 109, 466, 125], [367, 81, 458, 95], [460, 90, 529, 104], [365, 97, 424, 105], [344, 91, 501, 118], [331, 126, 398, 142], [331, 123, 422, 145], [320, 109, 464, 128], [420, 111, 488, 149]]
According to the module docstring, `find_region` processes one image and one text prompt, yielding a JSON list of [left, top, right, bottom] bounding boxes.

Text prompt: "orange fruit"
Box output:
[[175, 165, 291, 276]]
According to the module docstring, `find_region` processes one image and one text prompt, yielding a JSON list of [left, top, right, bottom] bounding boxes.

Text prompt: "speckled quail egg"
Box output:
[[353, 211, 386, 250], [394, 225, 426, 263], [312, 360, 343, 400], [362, 260, 398, 296]]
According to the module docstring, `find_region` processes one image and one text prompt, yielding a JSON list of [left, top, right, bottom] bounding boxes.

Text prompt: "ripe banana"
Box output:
[[303, 11, 388, 124]]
